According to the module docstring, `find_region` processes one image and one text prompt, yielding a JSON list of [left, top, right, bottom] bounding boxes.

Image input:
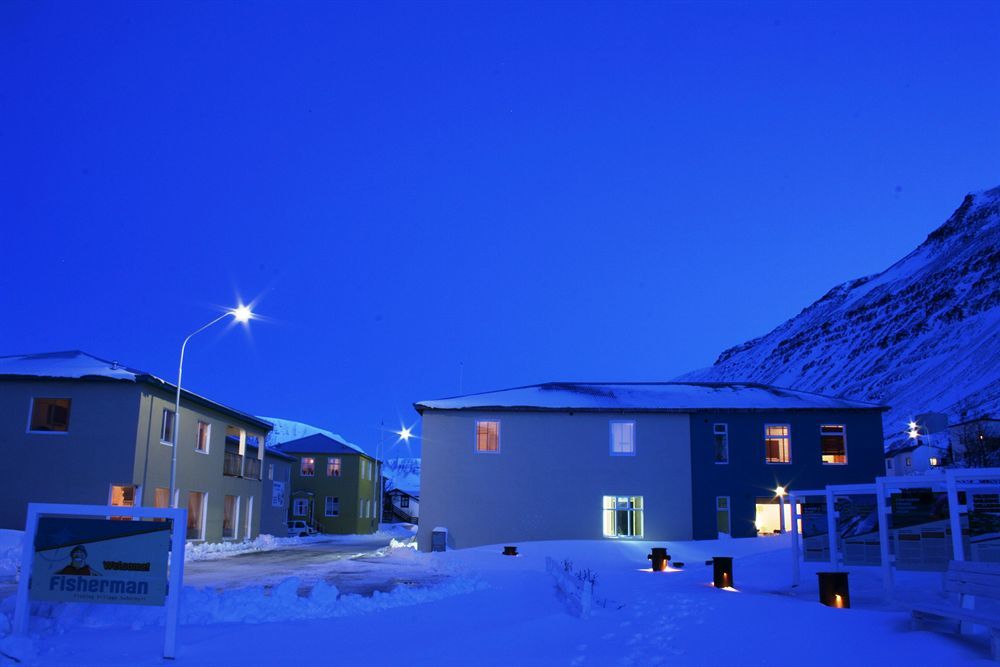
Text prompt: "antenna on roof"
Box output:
[[459, 361, 464, 394]]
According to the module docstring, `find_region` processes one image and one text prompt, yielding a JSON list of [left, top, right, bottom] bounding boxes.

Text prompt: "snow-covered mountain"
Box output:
[[383, 457, 421, 494], [261, 416, 369, 455], [681, 186, 1000, 449]]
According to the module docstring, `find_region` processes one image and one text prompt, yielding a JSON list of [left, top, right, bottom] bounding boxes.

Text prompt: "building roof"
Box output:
[[415, 382, 887, 413], [0, 350, 273, 431], [274, 433, 379, 459], [387, 487, 419, 499], [264, 446, 297, 462]]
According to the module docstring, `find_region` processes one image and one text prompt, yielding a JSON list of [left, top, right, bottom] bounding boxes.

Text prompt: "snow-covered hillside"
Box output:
[[681, 186, 1000, 448], [383, 457, 421, 494], [261, 416, 368, 455]]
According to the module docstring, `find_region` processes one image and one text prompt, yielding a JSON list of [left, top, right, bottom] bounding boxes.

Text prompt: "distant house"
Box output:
[[384, 487, 419, 524], [0, 351, 271, 543], [947, 417, 1000, 468], [260, 447, 295, 536], [275, 434, 381, 534], [414, 382, 886, 551], [884, 412, 951, 476]]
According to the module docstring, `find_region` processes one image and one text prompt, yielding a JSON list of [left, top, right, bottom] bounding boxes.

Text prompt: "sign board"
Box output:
[[969, 492, 1000, 562], [800, 498, 829, 562], [31, 517, 170, 606], [889, 488, 953, 571], [272, 481, 286, 508], [836, 494, 881, 566]]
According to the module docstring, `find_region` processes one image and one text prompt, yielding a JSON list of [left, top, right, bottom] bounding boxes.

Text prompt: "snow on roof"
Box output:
[[415, 382, 886, 413], [262, 416, 370, 457], [0, 350, 272, 430], [274, 433, 376, 458]]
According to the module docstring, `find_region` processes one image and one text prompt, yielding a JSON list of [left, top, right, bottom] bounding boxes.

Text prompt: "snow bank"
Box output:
[[0, 530, 22, 580], [185, 534, 311, 561]]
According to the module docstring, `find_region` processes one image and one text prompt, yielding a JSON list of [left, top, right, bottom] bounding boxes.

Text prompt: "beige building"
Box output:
[[0, 351, 271, 543]]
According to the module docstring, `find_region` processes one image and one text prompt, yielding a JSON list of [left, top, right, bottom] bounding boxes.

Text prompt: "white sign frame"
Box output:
[[13, 503, 187, 659]]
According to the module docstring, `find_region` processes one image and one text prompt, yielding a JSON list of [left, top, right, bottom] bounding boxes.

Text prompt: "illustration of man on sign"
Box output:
[[56, 545, 101, 576]]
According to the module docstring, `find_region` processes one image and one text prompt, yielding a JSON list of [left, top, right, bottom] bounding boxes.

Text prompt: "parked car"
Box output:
[[287, 520, 317, 537]]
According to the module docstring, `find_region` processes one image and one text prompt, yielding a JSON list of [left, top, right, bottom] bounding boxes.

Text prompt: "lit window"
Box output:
[[300, 457, 315, 477], [401, 496, 410, 508], [929, 457, 939, 466], [29, 398, 71, 432], [821, 425, 847, 464], [196, 421, 211, 453], [161, 408, 175, 444], [765, 425, 791, 463], [327, 457, 342, 477], [602, 496, 644, 538], [713, 424, 729, 464], [187, 491, 206, 540], [109, 484, 136, 520], [223, 495, 240, 539], [154, 487, 170, 509], [293, 498, 309, 517], [476, 420, 500, 453], [325, 496, 339, 517], [610, 421, 636, 456]]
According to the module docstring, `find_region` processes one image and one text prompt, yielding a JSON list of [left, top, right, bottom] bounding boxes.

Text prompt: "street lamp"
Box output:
[[775, 485, 787, 533], [168, 305, 253, 506]]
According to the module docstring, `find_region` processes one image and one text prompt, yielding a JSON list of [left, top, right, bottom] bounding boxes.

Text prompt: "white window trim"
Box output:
[[293, 498, 309, 517], [160, 408, 176, 446], [820, 424, 848, 465], [222, 495, 241, 541], [609, 420, 637, 457], [327, 457, 342, 478], [764, 423, 792, 465], [713, 423, 729, 465], [717, 495, 732, 534], [245, 496, 254, 539], [195, 421, 211, 455], [325, 496, 340, 517], [25, 396, 72, 435], [601, 495, 645, 539], [474, 418, 502, 454]]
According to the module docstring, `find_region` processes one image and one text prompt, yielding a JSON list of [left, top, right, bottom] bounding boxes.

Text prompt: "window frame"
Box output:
[[601, 495, 645, 539], [764, 424, 792, 464], [196, 421, 211, 454], [327, 457, 342, 477], [820, 424, 848, 465], [609, 420, 637, 457], [713, 423, 729, 464], [186, 490, 207, 541], [160, 408, 176, 446], [324, 496, 339, 517], [300, 457, 316, 477], [474, 419, 501, 454], [26, 397, 72, 434], [222, 494, 240, 540], [293, 498, 309, 517]]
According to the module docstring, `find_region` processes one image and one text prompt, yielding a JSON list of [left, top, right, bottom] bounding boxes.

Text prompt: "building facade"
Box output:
[[275, 433, 381, 534], [414, 382, 886, 550], [261, 448, 295, 536], [384, 487, 419, 523], [0, 351, 271, 543]]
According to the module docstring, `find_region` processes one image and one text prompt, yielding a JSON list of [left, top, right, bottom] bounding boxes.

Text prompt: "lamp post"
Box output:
[[169, 305, 252, 507], [776, 485, 787, 533]]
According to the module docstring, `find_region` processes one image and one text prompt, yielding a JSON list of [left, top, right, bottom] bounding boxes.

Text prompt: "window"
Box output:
[[887, 459, 894, 470], [929, 457, 940, 466], [245, 496, 254, 539], [161, 408, 175, 444], [272, 481, 286, 508], [366, 499, 371, 518], [300, 457, 315, 477], [765, 425, 791, 463], [29, 398, 71, 432], [268, 463, 274, 480], [401, 496, 410, 508], [225, 426, 241, 449], [325, 496, 339, 517], [602, 496, 644, 538], [820, 425, 847, 464], [154, 487, 170, 509], [717, 496, 731, 535], [905, 456, 912, 467], [327, 458, 342, 477], [293, 498, 309, 517], [187, 491, 206, 540], [476, 420, 500, 453], [196, 421, 211, 453], [246, 434, 260, 449], [223, 495, 239, 539], [713, 424, 729, 464], [610, 421, 636, 456], [109, 484, 136, 520]]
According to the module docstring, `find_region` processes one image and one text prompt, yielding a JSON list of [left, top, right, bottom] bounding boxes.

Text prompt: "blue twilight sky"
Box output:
[[2, 1, 998, 457]]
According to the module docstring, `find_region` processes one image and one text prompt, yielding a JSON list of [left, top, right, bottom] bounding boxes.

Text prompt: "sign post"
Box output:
[[13, 503, 186, 659]]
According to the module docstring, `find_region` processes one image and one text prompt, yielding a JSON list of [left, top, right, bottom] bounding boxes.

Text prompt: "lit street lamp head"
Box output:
[[775, 485, 786, 497], [396, 426, 412, 443], [232, 305, 253, 323]]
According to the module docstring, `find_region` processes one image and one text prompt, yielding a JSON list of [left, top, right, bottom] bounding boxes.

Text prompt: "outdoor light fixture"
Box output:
[[396, 426, 413, 443], [712, 556, 734, 588], [775, 485, 786, 497], [169, 304, 256, 504], [647, 547, 670, 572], [817, 571, 850, 608]]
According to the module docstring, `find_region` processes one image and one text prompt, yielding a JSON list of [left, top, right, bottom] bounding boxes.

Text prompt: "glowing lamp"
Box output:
[[712, 556, 734, 588], [232, 305, 253, 323], [397, 426, 413, 442], [647, 547, 670, 572], [817, 571, 850, 608], [503, 546, 518, 556], [775, 485, 786, 497]]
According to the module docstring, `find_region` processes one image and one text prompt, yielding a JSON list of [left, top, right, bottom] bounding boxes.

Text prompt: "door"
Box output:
[[717, 496, 731, 535]]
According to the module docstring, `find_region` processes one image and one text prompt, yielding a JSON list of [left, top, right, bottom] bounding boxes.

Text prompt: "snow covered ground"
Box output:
[[0, 531, 993, 665]]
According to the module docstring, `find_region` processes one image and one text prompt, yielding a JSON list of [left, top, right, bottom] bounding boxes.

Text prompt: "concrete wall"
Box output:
[[688, 410, 885, 539], [261, 455, 292, 536], [417, 410, 692, 551], [133, 386, 266, 543], [286, 453, 378, 534], [0, 379, 140, 529]]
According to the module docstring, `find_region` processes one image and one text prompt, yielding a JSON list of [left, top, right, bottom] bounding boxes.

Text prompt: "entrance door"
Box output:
[[717, 496, 731, 535]]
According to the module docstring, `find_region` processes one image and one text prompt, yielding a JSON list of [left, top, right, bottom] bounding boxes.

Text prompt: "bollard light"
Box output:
[[712, 556, 734, 588], [647, 547, 670, 572], [503, 545, 518, 556], [817, 571, 850, 608]]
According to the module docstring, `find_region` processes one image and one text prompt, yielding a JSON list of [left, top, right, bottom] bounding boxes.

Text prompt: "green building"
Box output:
[[275, 434, 381, 534]]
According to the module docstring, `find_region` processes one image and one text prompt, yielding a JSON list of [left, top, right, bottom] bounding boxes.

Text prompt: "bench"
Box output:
[[912, 560, 1000, 660]]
